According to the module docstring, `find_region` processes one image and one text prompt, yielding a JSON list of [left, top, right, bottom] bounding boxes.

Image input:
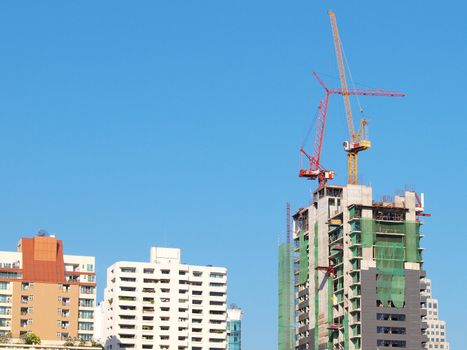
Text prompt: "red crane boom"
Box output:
[[299, 72, 405, 187]]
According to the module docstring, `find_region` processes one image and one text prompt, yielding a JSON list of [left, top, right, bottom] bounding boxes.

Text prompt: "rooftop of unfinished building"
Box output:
[[308, 183, 419, 210]]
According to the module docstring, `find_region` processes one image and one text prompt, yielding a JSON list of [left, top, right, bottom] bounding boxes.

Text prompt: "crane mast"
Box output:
[[299, 12, 404, 188], [329, 10, 370, 185]]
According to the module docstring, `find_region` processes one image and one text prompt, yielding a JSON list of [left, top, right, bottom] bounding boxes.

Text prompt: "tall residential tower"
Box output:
[[293, 184, 428, 350], [422, 278, 449, 349], [227, 306, 242, 350], [101, 247, 228, 350], [0, 234, 96, 344]]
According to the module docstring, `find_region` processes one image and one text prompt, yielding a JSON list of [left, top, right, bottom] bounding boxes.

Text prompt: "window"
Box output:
[[210, 282, 225, 287], [143, 268, 154, 274], [120, 267, 136, 273], [210, 273, 225, 278], [0, 282, 9, 290], [79, 334, 93, 341], [79, 299, 94, 307], [377, 326, 406, 335], [78, 322, 94, 331], [78, 311, 94, 319], [377, 339, 406, 348], [80, 286, 95, 294], [121, 277, 136, 282], [376, 313, 405, 321], [87, 264, 94, 272]]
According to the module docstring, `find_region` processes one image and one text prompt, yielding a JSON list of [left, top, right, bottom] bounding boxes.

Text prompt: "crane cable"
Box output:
[[301, 103, 318, 148], [341, 42, 364, 117]]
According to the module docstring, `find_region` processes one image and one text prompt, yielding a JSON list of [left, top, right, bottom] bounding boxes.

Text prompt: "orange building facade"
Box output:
[[0, 235, 96, 344]]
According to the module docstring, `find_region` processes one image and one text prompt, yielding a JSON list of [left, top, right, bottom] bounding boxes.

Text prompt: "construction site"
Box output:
[[278, 11, 448, 350]]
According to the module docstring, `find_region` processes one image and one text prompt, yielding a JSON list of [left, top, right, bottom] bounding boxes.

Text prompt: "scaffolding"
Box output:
[[278, 243, 293, 350]]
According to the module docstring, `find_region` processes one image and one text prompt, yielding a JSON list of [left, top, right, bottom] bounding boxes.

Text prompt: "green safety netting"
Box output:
[[353, 214, 423, 309], [299, 231, 309, 284], [375, 241, 405, 308], [344, 313, 349, 350], [328, 274, 333, 350], [314, 223, 319, 350], [278, 243, 293, 350], [375, 221, 405, 234], [361, 218, 376, 248], [405, 221, 421, 263]]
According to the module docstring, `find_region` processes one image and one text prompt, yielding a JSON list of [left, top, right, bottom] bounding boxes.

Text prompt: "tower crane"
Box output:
[[328, 10, 404, 184], [299, 72, 405, 187]]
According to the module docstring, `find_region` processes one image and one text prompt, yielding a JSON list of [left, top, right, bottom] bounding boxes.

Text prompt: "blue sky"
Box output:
[[0, 1, 465, 349]]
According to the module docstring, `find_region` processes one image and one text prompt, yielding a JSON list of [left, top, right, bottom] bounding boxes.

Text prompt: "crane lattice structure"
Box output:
[[299, 72, 405, 187]]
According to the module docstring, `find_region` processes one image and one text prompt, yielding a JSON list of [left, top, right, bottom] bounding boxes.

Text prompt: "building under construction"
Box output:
[[277, 9, 439, 350], [293, 185, 428, 350]]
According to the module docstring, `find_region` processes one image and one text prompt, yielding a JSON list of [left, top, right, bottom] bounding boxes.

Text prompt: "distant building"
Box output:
[[227, 306, 242, 350], [422, 278, 449, 349], [101, 247, 228, 350], [0, 233, 96, 344]]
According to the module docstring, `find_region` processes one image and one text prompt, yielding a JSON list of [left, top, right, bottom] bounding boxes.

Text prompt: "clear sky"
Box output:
[[0, 1, 465, 349]]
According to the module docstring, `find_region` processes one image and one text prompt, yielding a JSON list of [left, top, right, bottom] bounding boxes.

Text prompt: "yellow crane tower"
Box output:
[[329, 10, 371, 185]]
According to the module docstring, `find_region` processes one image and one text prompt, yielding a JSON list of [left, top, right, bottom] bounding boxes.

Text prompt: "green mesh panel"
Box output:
[[349, 207, 356, 219], [405, 221, 421, 263], [299, 231, 309, 284], [375, 222, 405, 234], [350, 232, 359, 245], [278, 243, 293, 350], [328, 275, 333, 350], [360, 219, 375, 248], [343, 313, 349, 350], [375, 241, 405, 308], [314, 222, 319, 350]]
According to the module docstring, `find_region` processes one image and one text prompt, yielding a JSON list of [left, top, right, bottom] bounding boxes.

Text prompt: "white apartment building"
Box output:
[[101, 247, 227, 350], [422, 278, 449, 350]]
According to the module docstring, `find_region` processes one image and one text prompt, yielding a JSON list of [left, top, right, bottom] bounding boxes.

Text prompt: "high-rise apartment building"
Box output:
[[101, 247, 227, 350], [0, 234, 96, 344], [293, 184, 428, 350], [226, 306, 242, 350], [422, 278, 449, 350]]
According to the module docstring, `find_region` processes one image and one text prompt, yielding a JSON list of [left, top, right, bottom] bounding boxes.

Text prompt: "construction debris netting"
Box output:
[[278, 243, 293, 350], [405, 221, 421, 263], [375, 241, 405, 308], [361, 219, 422, 308]]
